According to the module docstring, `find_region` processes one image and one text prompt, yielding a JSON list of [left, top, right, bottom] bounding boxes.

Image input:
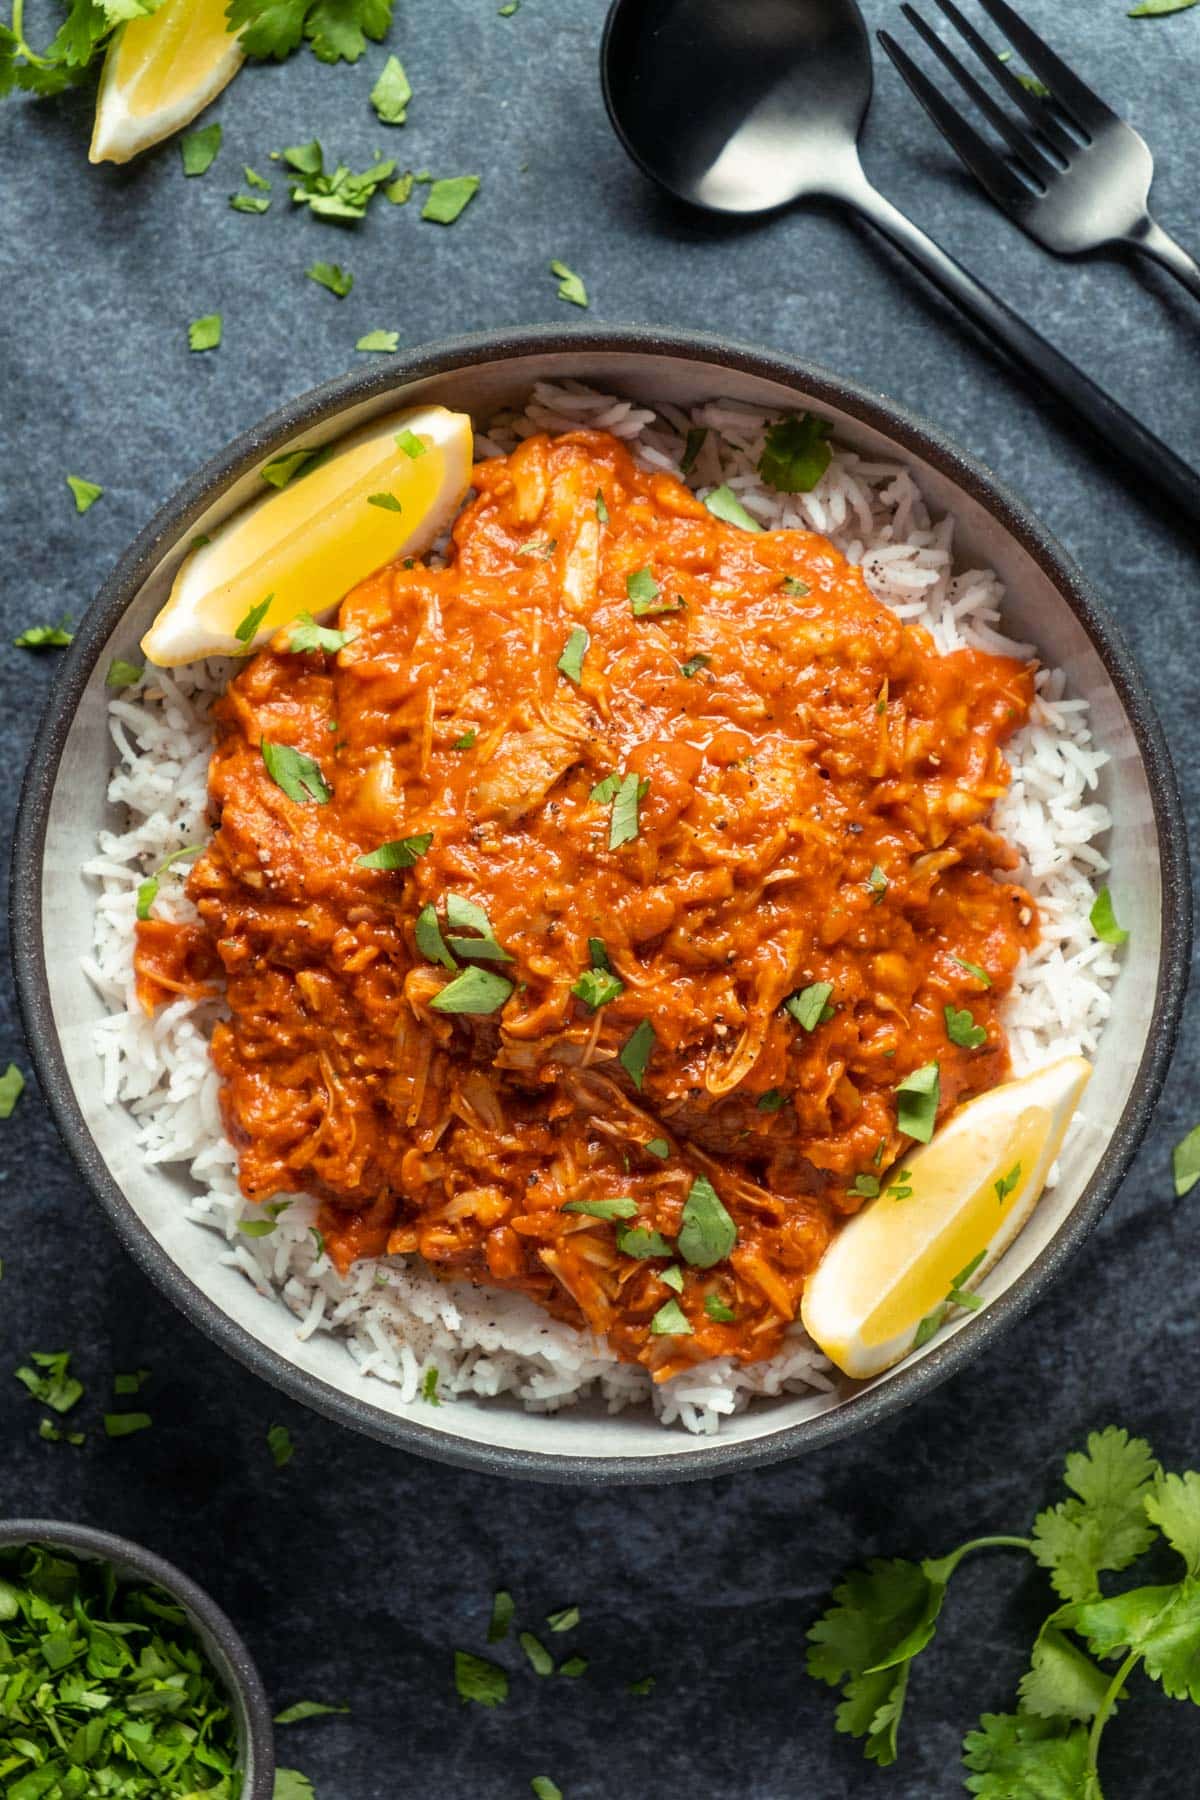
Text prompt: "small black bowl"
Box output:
[[0, 1520, 274, 1798]]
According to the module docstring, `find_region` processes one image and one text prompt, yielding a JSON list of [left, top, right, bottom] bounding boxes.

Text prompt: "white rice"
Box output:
[[82, 383, 1120, 1435]]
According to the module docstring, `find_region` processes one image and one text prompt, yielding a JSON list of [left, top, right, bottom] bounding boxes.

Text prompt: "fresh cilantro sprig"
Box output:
[[806, 1425, 1200, 1795]]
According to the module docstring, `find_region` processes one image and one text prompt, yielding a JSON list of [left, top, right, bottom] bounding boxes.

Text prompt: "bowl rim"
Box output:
[[10, 321, 1192, 1485], [0, 1517, 274, 1797]]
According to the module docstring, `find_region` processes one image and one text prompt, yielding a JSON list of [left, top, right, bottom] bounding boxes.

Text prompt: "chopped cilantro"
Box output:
[[261, 446, 329, 488], [547, 1605, 580, 1632], [595, 489, 609, 523], [0, 1063, 25, 1118], [454, 1650, 508, 1707], [867, 864, 888, 900], [1173, 1126, 1200, 1198], [895, 1061, 940, 1142], [367, 491, 404, 512], [188, 313, 222, 352], [617, 1225, 674, 1259], [235, 594, 273, 643], [15, 1350, 82, 1414], [307, 260, 354, 298], [994, 1162, 1022, 1204], [847, 1174, 880, 1199], [445, 893, 513, 961], [397, 428, 427, 458], [15, 619, 72, 649], [520, 1631, 554, 1676], [356, 833, 432, 870], [268, 1423, 294, 1467], [66, 474, 103, 513], [590, 774, 621, 804], [757, 1088, 785, 1113], [679, 426, 707, 474], [558, 1656, 588, 1678], [571, 966, 624, 1010], [626, 566, 660, 611], [226, 0, 394, 62], [421, 1366, 440, 1405], [704, 485, 762, 531], [386, 173, 415, 204], [680, 652, 710, 678], [103, 1411, 152, 1437], [947, 1249, 986, 1310], [180, 121, 222, 176], [660, 1265, 685, 1292], [274, 1775, 317, 1800], [952, 955, 992, 987], [356, 329, 399, 353], [429, 967, 514, 1014], [618, 1018, 655, 1090], [609, 771, 643, 848], [39, 1419, 84, 1446], [488, 1589, 514, 1641], [781, 575, 810, 596], [275, 1699, 348, 1722], [453, 728, 476, 749], [230, 192, 271, 214], [758, 413, 833, 492], [1090, 887, 1129, 945], [1129, 0, 1199, 11], [531, 1781, 562, 1800], [785, 981, 834, 1032], [645, 1137, 669, 1159], [944, 1004, 987, 1049], [650, 1297, 692, 1336], [0, 1540, 241, 1794], [628, 1675, 656, 1696], [287, 612, 357, 653], [371, 54, 412, 123], [113, 1369, 149, 1396], [550, 259, 588, 306], [262, 741, 332, 805], [245, 165, 271, 188], [704, 1293, 736, 1322], [285, 142, 396, 217], [561, 1197, 639, 1220], [416, 903, 456, 970], [421, 176, 480, 223], [557, 625, 589, 684], [677, 1174, 736, 1268]]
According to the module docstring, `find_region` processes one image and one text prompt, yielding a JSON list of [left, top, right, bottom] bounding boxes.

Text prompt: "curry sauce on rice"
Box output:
[[132, 426, 1043, 1380]]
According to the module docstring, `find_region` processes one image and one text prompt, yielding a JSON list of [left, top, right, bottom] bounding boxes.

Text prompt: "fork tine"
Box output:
[[900, 3, 1054, 185], [971, 0, 1118, 138], [924, 0, 1078, 161], [877, 29, 1035, 214]]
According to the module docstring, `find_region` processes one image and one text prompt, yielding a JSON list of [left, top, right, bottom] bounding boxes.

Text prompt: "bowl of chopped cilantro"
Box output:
[[0, 1520, 274, 1798]]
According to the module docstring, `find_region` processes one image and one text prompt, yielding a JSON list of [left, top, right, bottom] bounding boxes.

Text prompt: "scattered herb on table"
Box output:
[[231, 190, 271, 213], [114, 1368, 150, 1395], [370, 54, 412, 123], [0, 1062, 25, 1117], [1128, 0, 1197, 14], [285, 141, 395, 220], [421, 175, 480, 223], [104, 1410, 152, 1436], [807, 1426, 1200, 1793], [15, 1350, 83, 1413], [488, 1589, 515, 1642], [455, 1649, 509, 1707], [356, 328, 399, 352], [268, 1422, 295, 1467], [550, 259, 588, 306], [15, 619, 72, 648], [520, 1631, 554, 1676], [1173, 1125, 1200, 1198], [275, 1699, 348, 1722], [180, 122, 222, 176], [758, 413, 833, 492], [546, 1605, 579, 1633], [0, 1539, 242, 1796], [307, 260, 353, 298], [67, 473, 103, 513], [530, 1781, 562, 1800], [188, 312, 222, 352]]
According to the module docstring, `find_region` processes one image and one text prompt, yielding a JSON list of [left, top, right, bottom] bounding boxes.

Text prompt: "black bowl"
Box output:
[[10, 323, 1192, 1482], [0, 1519, 274, 1796]]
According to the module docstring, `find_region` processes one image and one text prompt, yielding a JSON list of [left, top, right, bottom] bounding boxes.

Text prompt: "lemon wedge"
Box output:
[[801, 1056, 1092, 1380], [142, 406, 474, 666], [90, 0, 244, 165]]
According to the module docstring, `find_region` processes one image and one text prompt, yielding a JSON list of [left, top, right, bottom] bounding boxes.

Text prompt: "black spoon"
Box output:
[[601, 0, 1200, 518]]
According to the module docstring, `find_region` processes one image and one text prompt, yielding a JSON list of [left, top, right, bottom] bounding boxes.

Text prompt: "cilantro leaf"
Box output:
[[287, 611, 357, 653], [454, 1650, 508, 1707], [415, 903, 456, 970], [945, 1004, 987, 1049], [1016, 1623, 1114, 1723], [262, 740, 332, 804], [267, 1422, 294, 1468], [550, 259, 588, 306], [961, 1712, 1090, 1799], [531, 1781, 562, 1800], [275, 1698, 348, 1722], [0, 1063, 25, 1118], [703, 484, 762, 531], [15, 1350, 83, 1414], [618, 1017, 655, 1090], [356, 329, 399, 352], [609, 770, 643, 847], [15, 619, 72, 648], [103, 1410, 152, 1436], [370, 53, 411, 122], [274, 1773, 317, 1800], [785, 981, 834, 1032], [356, 833, 432, 870], [571, 966, 623, 1010], [650, 1297, 692, 1335], [557, 625, 588, 683], [421, 175, 480, 223], [1031, 1426, 1160, 1603], [1073, 1579, 1200, 1704], [807, 1558, 946, 1767], [305, 0, 390, 61], [1129, 0, 1198, 14], [561, 1197, 639, 1221], [66, 473, 103, 513], [307, 260, 353, 297], [231, 190, 271, 212], [677, 1174, 736, 1268], [616, 1225, 674, 1259], [1173, 1125, 1200, 1198], [895, 1062, 940, 1143], [429, 967, 513, 1014], [757, 413, 833, 493], [521, 1630, 554, 1675], [488, 1589, 514, 1642], [188, 312, 222, 351], [1089, 887, 1129, 945], [180, 121, 221, 175], [1145, 1471, 1200, 1576]]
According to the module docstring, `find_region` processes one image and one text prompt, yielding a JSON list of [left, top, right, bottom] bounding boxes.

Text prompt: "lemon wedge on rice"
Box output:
[[142, 406, 474, 667], [90, 0, 244, 166], [801, 1056, 1092, 1381]]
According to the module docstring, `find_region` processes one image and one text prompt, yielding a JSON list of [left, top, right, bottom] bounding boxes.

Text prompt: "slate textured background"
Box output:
[[1, 1, 1199, 1794]]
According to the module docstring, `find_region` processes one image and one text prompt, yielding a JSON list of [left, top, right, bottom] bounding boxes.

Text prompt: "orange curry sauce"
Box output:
[[135, 429, 1038, 1378]]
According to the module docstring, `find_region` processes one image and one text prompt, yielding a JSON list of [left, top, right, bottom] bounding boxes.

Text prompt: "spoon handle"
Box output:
[[848, 180, 1200, 519]]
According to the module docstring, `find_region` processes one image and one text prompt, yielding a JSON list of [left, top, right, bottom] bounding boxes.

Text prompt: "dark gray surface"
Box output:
[[1, 1, 1198, 1794]]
